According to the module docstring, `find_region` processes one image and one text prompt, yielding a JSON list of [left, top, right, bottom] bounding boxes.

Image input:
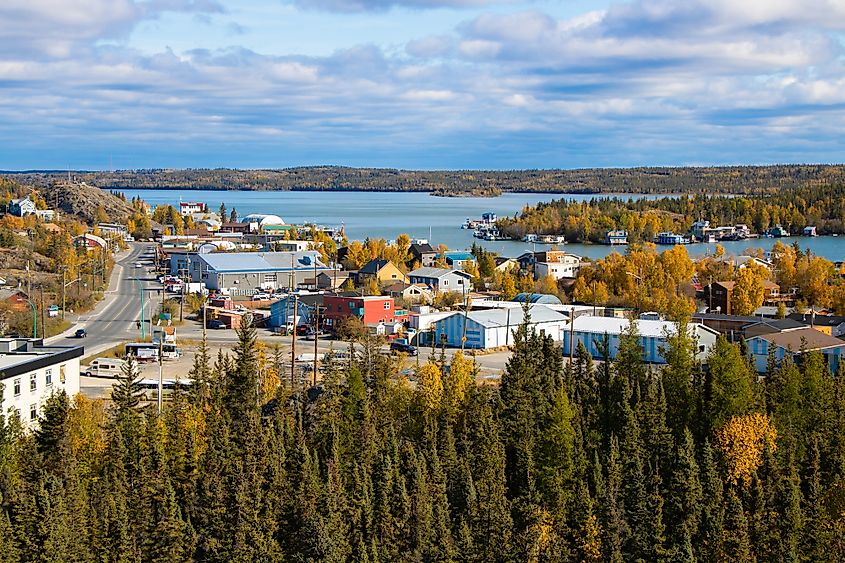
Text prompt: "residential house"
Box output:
[[562, 316, 719, 364], [0, 339, 83, 429], [8, 197, 36, 217], [191, 251, 330, 292], [436, 251, 476, 271], [513, 292, 562, 305], [787, 312, 845, 338], [691, 313, 766, 341], [179, 201, 205, 216], [703, 280, 781, 315], [0, 289, 29, 312], [434, 304, 568, 349], [535, 257, 582, 281], [73, 234, 108, 252], [408, 267, 472, 294], [316, 271, 352, 290], [494, 257, 519, 272], [746, 328, 845, 373], [409, 243, 437, 268], [357, 259, 408, 286], [383, 282, 433, 304], [742, 318, 806, 339]]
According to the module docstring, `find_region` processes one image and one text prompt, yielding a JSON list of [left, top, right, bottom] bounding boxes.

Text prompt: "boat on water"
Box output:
[[655, 232, 691, 245]]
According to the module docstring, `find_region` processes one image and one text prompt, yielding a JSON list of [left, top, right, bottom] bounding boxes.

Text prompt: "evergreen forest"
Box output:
[[1, 314, 844, 562]]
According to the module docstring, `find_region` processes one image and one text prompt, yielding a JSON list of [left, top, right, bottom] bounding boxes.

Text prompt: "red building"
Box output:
[[323, 295, 408, 328]]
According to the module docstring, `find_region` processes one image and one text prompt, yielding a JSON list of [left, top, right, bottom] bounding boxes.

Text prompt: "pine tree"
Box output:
[[600, 436, 625, 563], [35, 389, 69, 470], [111, 354, 144, 412], [665, 429, 701, 559], [719, 487, 752, 562]]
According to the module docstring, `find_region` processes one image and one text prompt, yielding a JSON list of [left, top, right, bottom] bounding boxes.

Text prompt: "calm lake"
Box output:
[[122, 189, 845, 261]]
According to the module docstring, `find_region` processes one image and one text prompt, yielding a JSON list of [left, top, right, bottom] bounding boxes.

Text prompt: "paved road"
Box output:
[[47, 242, 159, 357]]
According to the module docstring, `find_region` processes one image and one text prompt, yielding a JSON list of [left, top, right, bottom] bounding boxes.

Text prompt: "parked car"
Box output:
[[296, 324, 313, 336], [252, 292, 271, 301], [390, 341, 417, 356], [75, 328, 87, 338], [207, 319, 226, 329]]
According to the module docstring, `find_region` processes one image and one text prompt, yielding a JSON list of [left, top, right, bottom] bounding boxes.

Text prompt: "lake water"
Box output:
[[122, 189, 845, 262]]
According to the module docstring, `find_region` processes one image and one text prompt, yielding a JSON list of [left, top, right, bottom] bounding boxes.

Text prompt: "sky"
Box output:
[[2, 0, 845, 170]]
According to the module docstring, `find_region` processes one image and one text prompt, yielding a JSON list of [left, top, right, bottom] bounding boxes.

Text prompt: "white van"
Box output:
[[84, 357, 126, 378]]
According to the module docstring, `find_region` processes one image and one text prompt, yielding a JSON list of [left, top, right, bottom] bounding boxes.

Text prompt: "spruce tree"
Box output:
[[111, 354, 144, 412]]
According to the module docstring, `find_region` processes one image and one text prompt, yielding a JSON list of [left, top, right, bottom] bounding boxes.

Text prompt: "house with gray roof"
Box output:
[[408, 267, 472, 294]]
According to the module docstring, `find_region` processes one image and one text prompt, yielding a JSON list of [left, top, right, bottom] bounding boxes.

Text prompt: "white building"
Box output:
[[0, 339, 83, 429], [535, 257, 582, 280], [561, 316, 719, 363], [179, 201, 205, 216]]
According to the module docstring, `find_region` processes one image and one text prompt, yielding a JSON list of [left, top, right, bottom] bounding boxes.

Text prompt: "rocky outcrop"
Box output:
[[41, 181, 136, 223]]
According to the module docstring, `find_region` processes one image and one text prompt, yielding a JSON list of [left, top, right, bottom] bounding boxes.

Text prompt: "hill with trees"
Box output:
[[5, 164, 845, 195]]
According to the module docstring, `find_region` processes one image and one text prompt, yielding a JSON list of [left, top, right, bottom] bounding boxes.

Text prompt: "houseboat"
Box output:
[[768, 225, 790, 238], [605, 230, 628, 245], [655, 232, 690, 245], [523, 233, 538, 243], [538, 234, 566, 244], [803, 226, 818, 237]]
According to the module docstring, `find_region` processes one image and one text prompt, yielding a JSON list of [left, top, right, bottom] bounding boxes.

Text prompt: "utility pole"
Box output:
[[290, 295, 298, 388], [157, 336, 163, 415], [61, 269, 66, 321], [313, 301, 319, 387]]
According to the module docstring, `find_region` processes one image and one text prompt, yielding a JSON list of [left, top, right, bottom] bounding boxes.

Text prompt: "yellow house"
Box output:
[[358, 259, 408, 286]]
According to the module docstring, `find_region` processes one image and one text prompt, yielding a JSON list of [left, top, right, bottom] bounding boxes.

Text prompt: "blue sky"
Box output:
[[1, 0, 845, 170]]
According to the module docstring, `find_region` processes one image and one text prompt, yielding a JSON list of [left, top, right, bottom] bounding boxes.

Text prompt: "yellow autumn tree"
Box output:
[[716, 412, 777, 486], [731, 262, 768, 316], [445, 351, 474, 409], [417, 362, 444, 413]]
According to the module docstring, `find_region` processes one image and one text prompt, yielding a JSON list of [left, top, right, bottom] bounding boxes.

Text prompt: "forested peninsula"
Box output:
[[4, 164, 845, 195]]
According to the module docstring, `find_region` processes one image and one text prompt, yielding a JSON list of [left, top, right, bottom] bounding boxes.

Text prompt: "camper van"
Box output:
[[84, 358, 126, 378], [137, 378, 193, 401]]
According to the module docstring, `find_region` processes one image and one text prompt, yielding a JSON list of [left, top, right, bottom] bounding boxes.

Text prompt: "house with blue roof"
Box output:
[[436, 251, 476, 271], [434, 304, 568, 349]]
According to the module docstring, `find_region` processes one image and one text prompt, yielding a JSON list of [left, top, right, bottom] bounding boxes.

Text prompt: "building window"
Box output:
[[45, 369, 52, 387], [349, 302, 355, 310], [30, 404, 37, 421], [383, 301, 390, 310], [13, 378, 21, 396], [30, 374, 37, 392], [444, 280, 449, 286], [60, 365, 66, 384]]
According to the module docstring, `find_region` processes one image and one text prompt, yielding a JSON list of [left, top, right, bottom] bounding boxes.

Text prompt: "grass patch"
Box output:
[[82, 343, 126, 365]]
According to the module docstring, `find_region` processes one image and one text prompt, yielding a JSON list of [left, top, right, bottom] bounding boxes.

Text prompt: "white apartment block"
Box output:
[[0, 339, 83, 429]]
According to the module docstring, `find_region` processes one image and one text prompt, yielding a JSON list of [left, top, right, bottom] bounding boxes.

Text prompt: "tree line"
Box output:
[[497, 184, 845, 242], [2, 313, 845, 561], [7, 164, 845, 196]]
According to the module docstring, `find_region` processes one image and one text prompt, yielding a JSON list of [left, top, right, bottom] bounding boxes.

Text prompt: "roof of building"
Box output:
[[572, 315, 717, 339], [410, 243, 435, 254], [442, 304, 567, 329], [359, 259, 394, 275], [409, 267, 471, 279], [513, 292, 562, 305], [743, 318, 805, 331], [692, 313, 764, 323], [0, 340, 84, 380], [198, 251, 327, 273], [438, 251, 475, 261], [75, 233, 107, 247], [787, 313, 845, 327], [752, 327, 845, 350], [242, 213, 285, 225], [0, 288, 27, 301]]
